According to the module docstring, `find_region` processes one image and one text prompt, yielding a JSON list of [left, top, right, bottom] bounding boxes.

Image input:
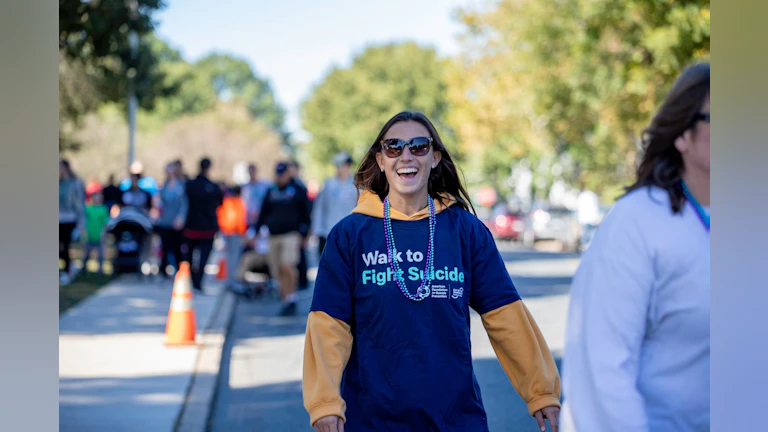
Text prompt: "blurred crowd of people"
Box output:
[[59, 151, 359, 316]]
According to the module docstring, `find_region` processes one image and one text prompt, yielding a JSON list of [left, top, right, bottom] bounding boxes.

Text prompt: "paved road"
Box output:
[[210, 243, 579, 431]]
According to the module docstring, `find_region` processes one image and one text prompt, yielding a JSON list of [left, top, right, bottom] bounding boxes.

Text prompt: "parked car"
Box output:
[[491, 210, 526, 241], [480, 203, 526, 242], [522, 205, 581, 251]]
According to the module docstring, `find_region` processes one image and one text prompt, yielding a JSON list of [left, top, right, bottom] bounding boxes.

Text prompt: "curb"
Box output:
[[174, 288, 238, 432]]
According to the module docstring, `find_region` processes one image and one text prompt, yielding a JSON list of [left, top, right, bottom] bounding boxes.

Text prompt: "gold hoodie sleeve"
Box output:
[[303, 311, 354, 426], [481, 300, 561, 416]]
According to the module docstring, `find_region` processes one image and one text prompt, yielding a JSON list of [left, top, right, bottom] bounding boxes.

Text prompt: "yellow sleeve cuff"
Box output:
[[481, 301, 561, 416], [308, 401, 347, 427]]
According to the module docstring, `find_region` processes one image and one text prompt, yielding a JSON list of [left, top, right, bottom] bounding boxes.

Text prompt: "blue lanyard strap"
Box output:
[[681, 181, 710, 232]]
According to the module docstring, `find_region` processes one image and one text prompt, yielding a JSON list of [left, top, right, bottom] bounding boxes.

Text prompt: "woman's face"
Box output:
[[676, 94, 710, 174], [375, 120, 442, 200]]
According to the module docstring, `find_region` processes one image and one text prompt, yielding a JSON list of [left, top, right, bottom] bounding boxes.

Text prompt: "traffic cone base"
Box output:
[[165, 261, 198, 346]]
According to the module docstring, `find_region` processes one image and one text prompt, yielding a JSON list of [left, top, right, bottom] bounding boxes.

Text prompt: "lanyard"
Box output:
[[681, 181, 710, 232]]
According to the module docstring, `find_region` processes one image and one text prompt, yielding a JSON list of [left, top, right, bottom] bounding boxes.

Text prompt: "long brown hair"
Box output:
[[354, 110, 475, 214], [625, 62, 710, 213], [59, 158, 78, 181]]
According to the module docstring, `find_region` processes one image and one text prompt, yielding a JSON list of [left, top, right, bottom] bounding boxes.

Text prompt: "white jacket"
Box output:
[[562, 186, 710, 432]]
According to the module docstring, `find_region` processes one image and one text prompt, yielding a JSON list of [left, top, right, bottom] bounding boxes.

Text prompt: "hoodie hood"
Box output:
[[351, 190, 456, 221]]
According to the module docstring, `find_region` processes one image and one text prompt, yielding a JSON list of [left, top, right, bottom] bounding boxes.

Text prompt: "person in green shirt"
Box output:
[[84, 190, 110, 274]]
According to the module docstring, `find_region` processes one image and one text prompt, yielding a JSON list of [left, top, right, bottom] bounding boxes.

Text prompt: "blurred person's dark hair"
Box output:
[[276, 161, 289, 176], [354, 110, 475, 214], [334, 151, 354, 168], [59, 159, 77, 179], [199, 157, 212, 173], [231, 185, 242, 196], [625, 62, 710, 213], [164, 162, 175, 179]]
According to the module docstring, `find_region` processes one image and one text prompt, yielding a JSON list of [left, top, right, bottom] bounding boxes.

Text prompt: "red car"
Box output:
[[489, 210, 526, 241]]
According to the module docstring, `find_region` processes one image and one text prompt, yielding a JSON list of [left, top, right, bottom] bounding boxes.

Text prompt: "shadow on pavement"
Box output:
[[59, 280, 220, 336], [498, 249, 581, 262], [210, 379, 310, 431], [210, 297, 313, 431], [229, 295, 311, 339], [512, 276, 574, 298], [474, 356, 563, 432], [60, 372, 216, 432], [208, 357, 563, 432]]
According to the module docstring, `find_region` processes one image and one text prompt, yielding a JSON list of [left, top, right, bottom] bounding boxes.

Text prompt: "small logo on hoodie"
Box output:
[[452, 287, 464, 299]]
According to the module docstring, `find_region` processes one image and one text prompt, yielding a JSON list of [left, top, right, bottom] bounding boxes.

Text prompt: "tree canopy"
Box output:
[[59, 1, 288, 152], [300, 42, 455, 178], [59, 0, 172, 151], [449, 0, 710, 200]]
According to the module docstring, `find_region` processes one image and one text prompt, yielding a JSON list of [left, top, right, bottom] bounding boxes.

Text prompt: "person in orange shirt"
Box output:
[[217, 185, 248, 290]]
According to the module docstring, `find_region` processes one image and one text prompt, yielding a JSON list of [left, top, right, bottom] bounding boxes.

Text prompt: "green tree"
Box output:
[[127, 43, 288, 143], [300, 42, 455, 178], [451, 0, 710, 201], [194, 53, 287, 141], [144, 36, 218, 123], [59, 0, 172, 151]]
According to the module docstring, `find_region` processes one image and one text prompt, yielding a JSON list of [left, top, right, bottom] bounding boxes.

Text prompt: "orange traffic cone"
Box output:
[[165, 261, 197, 346], [216, 257, 227, 280]]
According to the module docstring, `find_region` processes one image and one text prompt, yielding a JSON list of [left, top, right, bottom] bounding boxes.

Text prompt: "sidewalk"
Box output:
[[59, 272, 233, 432]]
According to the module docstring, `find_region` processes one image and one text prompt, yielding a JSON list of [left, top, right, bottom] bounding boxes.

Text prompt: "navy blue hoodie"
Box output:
[[303, 191, 561, 431]]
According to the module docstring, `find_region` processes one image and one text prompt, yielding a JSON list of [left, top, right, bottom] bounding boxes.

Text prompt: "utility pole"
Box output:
[[127, 0, 139, 171]]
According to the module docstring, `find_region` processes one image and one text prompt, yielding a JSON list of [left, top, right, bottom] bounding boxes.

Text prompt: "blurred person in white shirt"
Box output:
[[562, 62, 710, 432], [242, 163, 271, 225], [311, 151, 359, 256]]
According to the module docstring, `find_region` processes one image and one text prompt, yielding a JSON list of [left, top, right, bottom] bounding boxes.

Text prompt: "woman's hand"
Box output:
[[533, 406, 559, 432], [313, 415, 344, 432]]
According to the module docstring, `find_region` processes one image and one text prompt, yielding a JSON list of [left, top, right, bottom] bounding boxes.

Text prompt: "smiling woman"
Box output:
[[302, 110, 562, 432], [355, 111, 474, 217]]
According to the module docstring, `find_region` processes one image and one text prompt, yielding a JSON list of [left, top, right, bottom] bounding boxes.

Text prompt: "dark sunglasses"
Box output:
[[379, 137, 433, 158], [694, 112, 710, 123]]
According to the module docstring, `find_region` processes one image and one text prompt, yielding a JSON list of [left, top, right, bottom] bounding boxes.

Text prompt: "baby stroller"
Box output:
[[106, 207, 154, 278]]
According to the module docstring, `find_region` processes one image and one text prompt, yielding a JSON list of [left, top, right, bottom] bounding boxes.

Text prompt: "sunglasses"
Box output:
[[694, 112, 710, 123], [379, 137, 433, 158]]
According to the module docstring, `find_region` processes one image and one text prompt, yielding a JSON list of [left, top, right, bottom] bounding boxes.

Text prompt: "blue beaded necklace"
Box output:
[[383, 196, 436, 301], [681, 181, 710, 232]]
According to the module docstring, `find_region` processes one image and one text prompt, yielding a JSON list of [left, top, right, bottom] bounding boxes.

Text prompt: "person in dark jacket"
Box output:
[[287, 160, 310, 290], [119, 173, 153, 214], [182, 157, 223, 292], [102, 174, 123, 213], [252, 161, 311, 316]]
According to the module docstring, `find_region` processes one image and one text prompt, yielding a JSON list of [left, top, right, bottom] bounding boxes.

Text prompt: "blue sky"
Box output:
[[154, 0, 476, 138]]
